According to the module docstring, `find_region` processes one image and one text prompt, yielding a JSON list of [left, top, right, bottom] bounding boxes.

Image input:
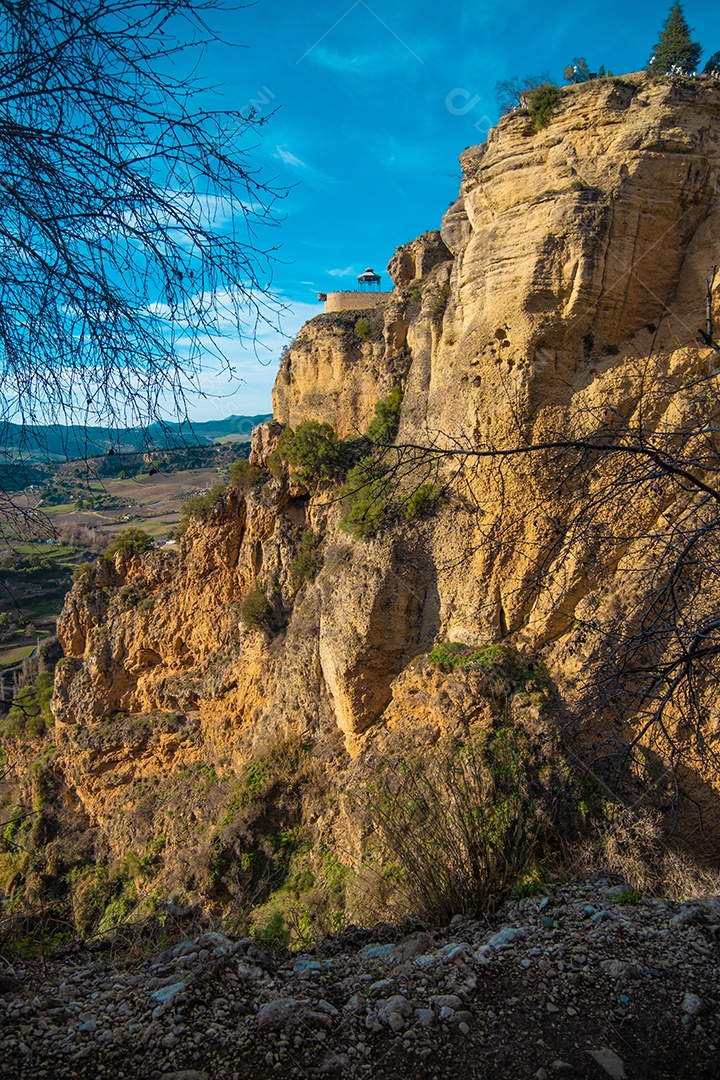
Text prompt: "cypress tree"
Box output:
[[647, 4, 702, 75]]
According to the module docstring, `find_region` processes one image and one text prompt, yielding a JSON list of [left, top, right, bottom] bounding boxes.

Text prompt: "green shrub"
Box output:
[[253, 906, 291, 946], [289, 530, 322, 590], [427, 642, 551, 697], [526, 81, 560, 131], [340, 457, 390, 539], [407, 277, 425, 303], [179, 484, 227, 525], [266, 447, 284, 479], [72, 560, 95, 585], [0, 671, 55, 742], [402, 482, 446, 519], [117, 586, 143, 608], [357, 722, 585, 922], [275, 421, 346, 487], [365, 386, 403, 445], [431, 282, 451, 321], [510, 870, 546, 899], [241, 587, 274, 632], [229, 459, 268, 491], [354, 317, 372, 342], [104, 527, 154, 561]]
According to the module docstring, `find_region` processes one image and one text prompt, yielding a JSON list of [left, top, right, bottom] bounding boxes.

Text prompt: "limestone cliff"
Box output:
[[6, 76, 720, 930]]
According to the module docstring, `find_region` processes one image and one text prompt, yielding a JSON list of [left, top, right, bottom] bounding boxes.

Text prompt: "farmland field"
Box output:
[[0, 461, 236, 674], [0, 644, 36, 669], [41, 464, 227, 540]]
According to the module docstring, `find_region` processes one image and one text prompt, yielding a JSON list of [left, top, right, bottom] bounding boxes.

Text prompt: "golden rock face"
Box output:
[[49, 76, 720, 859]]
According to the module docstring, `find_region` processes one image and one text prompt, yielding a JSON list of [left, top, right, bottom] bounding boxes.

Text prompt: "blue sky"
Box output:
[[185, 0, 720, 420]]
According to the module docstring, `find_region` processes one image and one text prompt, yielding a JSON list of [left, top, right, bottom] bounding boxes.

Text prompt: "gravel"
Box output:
[[0, 876, 718, 1078]]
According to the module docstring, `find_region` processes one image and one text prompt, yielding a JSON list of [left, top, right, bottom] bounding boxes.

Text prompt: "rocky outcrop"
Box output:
[[387, 229, 452, 287], [272, 306, 412, 438], [15, 75, 720, 919]]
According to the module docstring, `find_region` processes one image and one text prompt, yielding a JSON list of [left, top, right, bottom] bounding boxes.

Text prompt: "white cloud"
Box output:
[[327, 265, 356, 278], [274, 145, 306, 168], [307, 45, 398, 77], [154, 297, 324, 421], [268, 137, 340, 186]]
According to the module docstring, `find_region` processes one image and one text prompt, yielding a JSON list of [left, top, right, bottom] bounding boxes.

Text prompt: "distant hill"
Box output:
[[0, 415, 272, 463]]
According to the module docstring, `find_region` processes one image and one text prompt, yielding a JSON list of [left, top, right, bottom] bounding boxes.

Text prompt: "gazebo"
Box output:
[[357, 267, 381, 291]]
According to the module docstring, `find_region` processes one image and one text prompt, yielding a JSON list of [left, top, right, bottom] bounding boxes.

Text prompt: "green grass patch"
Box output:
[[42, 502, 77, 515], [0, 645, 35, 668], [428, 641, 506, 668], [428, 642, 551, 696], [10, 543, 74, 561], [135, 517, 177, 540], [22, 596, 65, 618], [611, 887, 643, 905]]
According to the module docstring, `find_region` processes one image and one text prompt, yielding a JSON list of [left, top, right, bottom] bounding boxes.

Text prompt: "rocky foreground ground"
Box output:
[[1, 876, 719, 1079]]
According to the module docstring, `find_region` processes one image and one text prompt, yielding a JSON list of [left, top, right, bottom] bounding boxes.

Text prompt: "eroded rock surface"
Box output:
[[6, 74, 720, 921]]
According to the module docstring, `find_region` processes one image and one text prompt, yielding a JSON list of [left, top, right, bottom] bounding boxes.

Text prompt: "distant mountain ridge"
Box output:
[[0, 414, 272, 462]]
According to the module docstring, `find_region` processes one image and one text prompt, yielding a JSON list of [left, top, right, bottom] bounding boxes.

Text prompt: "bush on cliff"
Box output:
[[365, 386, 403, 445], [229, 459, 268, 491], [104, 527, 154, 561], [272, 421, 347, 488], [0, 671, 54, 741], [240, 587, 275, 632], [289, 530, 323, 590], [526, 81, 561, 131], [356, 717, 587, 923], [340, 457, 390, 539], [495, 73, 550, 114], [354, 316, 372, 341], [431, 282, 451, 321], [179, 484, 227, 527], [402, 481, 447, 519]]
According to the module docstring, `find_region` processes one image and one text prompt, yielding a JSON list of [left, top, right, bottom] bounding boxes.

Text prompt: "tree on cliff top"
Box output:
[[705, 50, 720, 76], [563, 57, 590, 83], [0, 0, 282, 535], [495, 73, 550, 114], [647, 3, 702, 75]]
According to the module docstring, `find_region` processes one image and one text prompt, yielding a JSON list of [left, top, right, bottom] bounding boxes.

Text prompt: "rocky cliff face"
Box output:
[[7, 76, 720, 930]]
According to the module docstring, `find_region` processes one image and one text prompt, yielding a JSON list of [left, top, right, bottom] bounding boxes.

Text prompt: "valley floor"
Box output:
[[1, 876, 718, 1079]]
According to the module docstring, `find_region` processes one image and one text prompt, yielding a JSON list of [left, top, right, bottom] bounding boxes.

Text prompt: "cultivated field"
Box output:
[[0, 463, 230, 671]]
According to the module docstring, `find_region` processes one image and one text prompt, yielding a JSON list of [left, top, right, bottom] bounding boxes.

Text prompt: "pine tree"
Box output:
[[705, 50, 720, 76], [647, 3, 702, 75]]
